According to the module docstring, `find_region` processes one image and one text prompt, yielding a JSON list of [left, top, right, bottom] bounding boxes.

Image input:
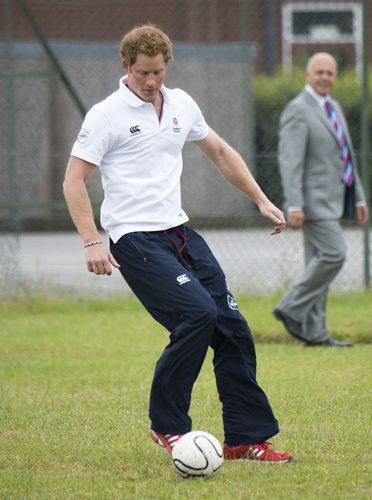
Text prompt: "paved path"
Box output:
[[1, 228, 369, 299]]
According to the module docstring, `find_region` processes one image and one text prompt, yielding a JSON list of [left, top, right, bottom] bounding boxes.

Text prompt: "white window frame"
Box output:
[[282, 2, 362, 73]]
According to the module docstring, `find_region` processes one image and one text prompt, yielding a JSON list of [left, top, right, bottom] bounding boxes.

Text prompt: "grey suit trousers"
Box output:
[[276, 220, 346, 343]]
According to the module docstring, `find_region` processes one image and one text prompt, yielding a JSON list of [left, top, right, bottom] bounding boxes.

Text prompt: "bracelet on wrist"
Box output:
[[84, 240, 103, 248]]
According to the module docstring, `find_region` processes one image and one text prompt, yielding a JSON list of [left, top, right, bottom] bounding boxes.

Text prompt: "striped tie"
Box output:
[[324, 100, 354, 186]]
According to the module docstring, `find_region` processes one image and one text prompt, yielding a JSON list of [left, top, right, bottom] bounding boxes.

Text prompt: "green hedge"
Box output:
[[253, 70, 372, 208]]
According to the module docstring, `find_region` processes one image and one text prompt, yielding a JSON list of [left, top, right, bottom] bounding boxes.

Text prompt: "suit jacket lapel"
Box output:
[[302, 91, 339, 144]]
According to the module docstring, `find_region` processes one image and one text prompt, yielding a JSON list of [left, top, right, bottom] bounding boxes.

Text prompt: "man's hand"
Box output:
[[257, 199, 287, 235], [85, 244, 120, 275], [356, 204, 369, 226], [287, 210, 305, 230]]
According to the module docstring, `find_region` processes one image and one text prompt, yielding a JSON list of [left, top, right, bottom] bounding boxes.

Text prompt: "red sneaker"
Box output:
[[150, 430, 183, 455], [224, 441, 292, 463]]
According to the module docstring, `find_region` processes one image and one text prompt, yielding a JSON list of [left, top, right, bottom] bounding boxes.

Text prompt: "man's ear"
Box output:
[[122, 59, 129, 73]]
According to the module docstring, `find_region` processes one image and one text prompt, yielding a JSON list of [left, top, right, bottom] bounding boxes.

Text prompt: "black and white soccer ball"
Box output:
[[171, 431, 224, 479]]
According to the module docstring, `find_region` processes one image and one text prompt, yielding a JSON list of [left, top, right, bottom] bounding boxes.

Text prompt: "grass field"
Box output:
[[0, 293, 371, 499]]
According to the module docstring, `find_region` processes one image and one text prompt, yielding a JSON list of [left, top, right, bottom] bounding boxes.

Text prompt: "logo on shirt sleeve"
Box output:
[[77, 128, 90, 144]]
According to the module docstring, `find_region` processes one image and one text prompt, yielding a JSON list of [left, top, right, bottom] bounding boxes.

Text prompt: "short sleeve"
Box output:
[[71, 107, 116, 166], [185, 96, 209, 142]]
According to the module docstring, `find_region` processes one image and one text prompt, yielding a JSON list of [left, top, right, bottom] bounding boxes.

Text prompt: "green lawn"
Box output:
[[0, 293, 371, 499]]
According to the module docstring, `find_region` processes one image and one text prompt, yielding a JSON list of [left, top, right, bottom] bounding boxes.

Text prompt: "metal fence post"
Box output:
[[2, 0, 21, 297], [361, 0, 370, 289], [16, 0, 86, 117]]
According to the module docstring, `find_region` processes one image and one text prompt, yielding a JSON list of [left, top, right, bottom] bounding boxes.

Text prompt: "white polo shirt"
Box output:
[[71, 77, 209, 243]]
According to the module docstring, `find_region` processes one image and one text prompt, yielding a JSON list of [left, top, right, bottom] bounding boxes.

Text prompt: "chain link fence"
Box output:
[[0, 0, 370, 299]]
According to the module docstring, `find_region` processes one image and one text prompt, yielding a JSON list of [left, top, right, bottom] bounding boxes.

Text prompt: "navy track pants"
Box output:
[[110, 225, 279, 445]]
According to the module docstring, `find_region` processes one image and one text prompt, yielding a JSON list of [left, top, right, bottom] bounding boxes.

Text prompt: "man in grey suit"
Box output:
[[273, 52, 369, 347]]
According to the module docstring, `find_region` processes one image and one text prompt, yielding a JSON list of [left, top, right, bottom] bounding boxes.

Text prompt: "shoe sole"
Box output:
[[225, 456, 292, 463]]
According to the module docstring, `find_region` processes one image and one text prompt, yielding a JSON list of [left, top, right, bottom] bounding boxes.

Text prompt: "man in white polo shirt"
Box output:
[[63, 24, 292, 463]]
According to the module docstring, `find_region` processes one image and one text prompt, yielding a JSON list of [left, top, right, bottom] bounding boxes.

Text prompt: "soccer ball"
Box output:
[[171, 431, 224, 479]]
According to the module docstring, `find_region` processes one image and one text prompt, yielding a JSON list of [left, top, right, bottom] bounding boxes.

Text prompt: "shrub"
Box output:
[[252, 70, 372, 207]]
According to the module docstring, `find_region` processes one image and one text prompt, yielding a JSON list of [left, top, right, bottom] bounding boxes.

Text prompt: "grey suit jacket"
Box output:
[[278, 90, 366, 221]]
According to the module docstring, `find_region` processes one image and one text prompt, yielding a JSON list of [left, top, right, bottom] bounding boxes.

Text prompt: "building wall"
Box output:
[[1, 0, 370, 74]]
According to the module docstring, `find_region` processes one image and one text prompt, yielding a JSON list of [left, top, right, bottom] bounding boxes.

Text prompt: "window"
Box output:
[[282, 2, 362, 72]]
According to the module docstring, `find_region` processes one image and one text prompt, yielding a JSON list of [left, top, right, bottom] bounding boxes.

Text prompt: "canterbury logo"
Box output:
[[177, 274, 190, 285], [129, 125, 141, 134]]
